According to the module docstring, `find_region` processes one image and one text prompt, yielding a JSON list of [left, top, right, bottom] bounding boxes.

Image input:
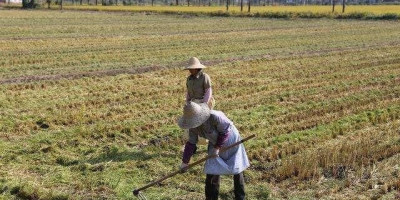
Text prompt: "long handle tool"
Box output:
[[133, 134, 255, 198]]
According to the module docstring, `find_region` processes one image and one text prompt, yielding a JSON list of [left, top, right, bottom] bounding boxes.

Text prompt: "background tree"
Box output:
[[342, 0, 345, 12], [22, 0, 36, 8]]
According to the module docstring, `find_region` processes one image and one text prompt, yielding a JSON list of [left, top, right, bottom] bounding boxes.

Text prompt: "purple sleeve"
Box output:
[[211, 112, 233, 148], [182, 142, 196, 164], [202, 88, 212, 103], [215, 131, 229, 148]]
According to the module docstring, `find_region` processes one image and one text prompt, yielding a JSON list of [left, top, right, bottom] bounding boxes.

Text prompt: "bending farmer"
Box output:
[[178, 102, 250, 200]]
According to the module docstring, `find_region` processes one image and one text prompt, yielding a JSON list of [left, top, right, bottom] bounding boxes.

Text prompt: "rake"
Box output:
[[133, 134, 255, 199]]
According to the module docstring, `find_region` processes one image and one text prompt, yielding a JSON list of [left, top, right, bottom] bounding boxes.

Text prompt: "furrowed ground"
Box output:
[[0, 10, 399, 199]]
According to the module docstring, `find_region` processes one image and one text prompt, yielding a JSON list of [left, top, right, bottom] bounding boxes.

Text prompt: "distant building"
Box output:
[[9, 0, 22, 3]]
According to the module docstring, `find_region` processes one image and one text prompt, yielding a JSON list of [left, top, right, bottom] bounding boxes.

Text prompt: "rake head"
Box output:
[[133, 190, 148, 200]]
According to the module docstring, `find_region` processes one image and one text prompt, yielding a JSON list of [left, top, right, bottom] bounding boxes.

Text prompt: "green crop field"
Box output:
[[0, 10, 400, 199]]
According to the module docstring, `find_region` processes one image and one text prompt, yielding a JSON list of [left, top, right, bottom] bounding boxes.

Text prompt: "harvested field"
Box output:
[[0, 10, 399, 199]]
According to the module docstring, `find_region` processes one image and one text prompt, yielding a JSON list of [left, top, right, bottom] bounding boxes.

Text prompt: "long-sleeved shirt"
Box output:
[[182, 110, 232, 164], [186, 71, 212, 102]]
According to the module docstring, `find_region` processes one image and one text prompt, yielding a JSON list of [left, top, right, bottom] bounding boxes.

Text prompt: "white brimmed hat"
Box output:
[[178, 102, 210, 129], [184, 57, 206, 70]]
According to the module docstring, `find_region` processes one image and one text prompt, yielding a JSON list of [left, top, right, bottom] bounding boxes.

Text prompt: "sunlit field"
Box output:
[[4, 4, 400, 19], [63, 5, 400, 14], [0, 10, 399, 199], [57, 5, 400, 20]]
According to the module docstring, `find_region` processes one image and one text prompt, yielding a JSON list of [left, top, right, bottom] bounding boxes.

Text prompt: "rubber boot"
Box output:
[[233, 173, 245, 200], [205, 174, 220, 200]]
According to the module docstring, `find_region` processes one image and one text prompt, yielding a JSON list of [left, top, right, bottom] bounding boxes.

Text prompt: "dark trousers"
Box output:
[[205, 172, 245, 200]]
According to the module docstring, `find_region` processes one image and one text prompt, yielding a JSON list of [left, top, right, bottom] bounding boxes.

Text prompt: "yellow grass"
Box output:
[[63, 5, 400, 14]]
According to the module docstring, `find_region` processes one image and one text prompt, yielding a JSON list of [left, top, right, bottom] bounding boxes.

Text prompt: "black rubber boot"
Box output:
[[233, 173, 245, 200], [205, 174, 220, 200]]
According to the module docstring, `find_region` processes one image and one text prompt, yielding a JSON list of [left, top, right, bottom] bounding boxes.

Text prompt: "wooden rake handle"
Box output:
[[133, 134, 255, 196]]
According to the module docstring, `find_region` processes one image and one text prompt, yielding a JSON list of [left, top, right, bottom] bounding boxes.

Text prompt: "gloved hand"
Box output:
[[179, 162, 189, 173], [211, 148, 220, 156]]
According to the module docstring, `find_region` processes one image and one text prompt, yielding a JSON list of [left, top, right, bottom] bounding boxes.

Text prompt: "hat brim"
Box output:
[[184, 64, 206, 70], [178, 103, 210, 129]]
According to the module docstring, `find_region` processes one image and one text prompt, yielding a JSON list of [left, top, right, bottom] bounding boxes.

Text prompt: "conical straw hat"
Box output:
[[178, 102, 210, 129], [184, 57, 206, 69]]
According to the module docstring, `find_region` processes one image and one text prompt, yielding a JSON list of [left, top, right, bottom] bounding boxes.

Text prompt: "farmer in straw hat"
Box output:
[[184, 57, 214, 108], [183, 57, 215, 145], [178, 102, 250, 200]]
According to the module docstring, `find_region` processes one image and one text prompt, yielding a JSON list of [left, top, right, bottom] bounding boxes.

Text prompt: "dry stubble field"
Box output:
[[0, 10, 400, 199]]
